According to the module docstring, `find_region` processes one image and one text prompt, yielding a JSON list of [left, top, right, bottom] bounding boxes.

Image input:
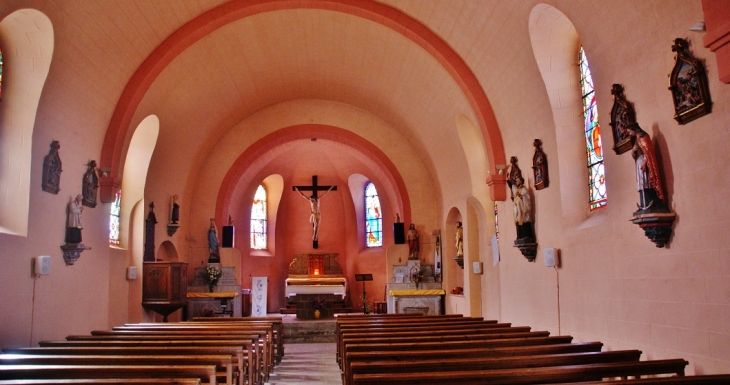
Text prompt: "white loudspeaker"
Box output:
[[126, 266, 138, 280], [34, 256, 51, 276], [544, 248, 558, 267], [472, 261, 483, 274]]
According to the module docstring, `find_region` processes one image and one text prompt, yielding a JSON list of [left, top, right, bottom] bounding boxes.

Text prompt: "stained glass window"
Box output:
[[109, 190, 121, 246], [579, 46, 607, 210], [494, 202, 499, 240], [250, 185, 267, 250], [365, 182, 382, 247], [0, 46, 3, 100]]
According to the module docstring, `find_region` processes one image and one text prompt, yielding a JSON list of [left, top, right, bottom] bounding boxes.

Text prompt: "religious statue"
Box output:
[[295, 185, 335, 243], [508, 156, 537, 260], [170, 195, 180, 224], [407, 223, 419, 260], [65, 194, 84, 244], [626, 123, 676, 247], [82, 160, 99, 208], [627, 123, 666, 214], [455, 222, 463, 258], [208, 218, 220, 263], [532, 139, 548, 190], [143, 202, 157, 261], [42, 141, 62, 194]]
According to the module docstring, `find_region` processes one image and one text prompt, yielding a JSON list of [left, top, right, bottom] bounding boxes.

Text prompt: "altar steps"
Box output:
[[282, 319, 337, 343]]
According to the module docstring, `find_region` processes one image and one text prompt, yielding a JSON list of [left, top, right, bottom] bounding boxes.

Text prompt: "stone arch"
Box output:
[[215, 124, 411, 231], [0, 9, 53, 236], [528, 4, 608, 228], [99, 0, 507, 204]]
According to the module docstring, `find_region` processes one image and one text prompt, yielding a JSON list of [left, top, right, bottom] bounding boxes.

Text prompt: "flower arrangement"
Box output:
[[312, 297, 326, 310], [204, 265, 222, 292], [411, 267, 426, 289]]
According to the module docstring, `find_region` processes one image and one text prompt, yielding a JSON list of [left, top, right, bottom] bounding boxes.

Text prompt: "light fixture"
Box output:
[[689, 22, 705, 32]]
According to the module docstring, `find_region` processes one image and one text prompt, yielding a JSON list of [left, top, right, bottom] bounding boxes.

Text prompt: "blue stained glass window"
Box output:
[[250, 185, 267, 250], [494, 202, 499, 240], [579, 46, 607, 210], [0, 46, 3, 100], [109, 190, 121, 246], [365, 182, 382, 247]]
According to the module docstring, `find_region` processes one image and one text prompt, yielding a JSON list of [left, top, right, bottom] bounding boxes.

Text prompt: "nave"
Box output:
[[264, 343, 340, 385]]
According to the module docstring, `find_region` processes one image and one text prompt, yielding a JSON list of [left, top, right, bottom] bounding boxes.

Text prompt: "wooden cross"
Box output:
[[292, 175, 337, 249]]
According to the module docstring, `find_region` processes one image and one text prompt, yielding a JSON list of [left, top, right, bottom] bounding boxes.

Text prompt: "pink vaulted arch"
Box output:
[[98, 0, 507, 204], [214, 124, 411, 228]]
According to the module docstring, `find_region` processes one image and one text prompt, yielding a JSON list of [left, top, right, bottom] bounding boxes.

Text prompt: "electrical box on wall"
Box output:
[[126, 266, 137, 280], [34, 255, 51, 276], [544, 248, 558, 267], [472, 261, 483, 274]]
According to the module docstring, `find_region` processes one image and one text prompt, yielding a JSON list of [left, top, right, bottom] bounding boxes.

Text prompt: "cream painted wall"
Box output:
[[0, 0, 728, 375]]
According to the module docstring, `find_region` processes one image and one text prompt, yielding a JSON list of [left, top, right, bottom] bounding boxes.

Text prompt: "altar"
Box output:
[[186, 264, 242, 319], [285, 253, 346, 319], [386, 260, 444, 315]]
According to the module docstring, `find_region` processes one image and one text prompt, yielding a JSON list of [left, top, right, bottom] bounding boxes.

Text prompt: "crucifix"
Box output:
[[293, 175, 337, 249]]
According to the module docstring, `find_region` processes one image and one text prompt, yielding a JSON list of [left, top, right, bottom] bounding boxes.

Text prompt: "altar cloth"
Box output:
[[388, 289, 446, 296], [187, 292, 238, 299]]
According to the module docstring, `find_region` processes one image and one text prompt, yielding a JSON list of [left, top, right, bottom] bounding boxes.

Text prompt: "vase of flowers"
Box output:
[[204, 265, 222, 292], [312, 297, 325, 319], [411, 267, 425, 290]]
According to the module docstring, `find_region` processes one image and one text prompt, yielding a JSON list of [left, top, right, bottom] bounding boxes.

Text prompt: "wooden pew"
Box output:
[[336, 319, 509, 363], [0, 379, 202, 385], [112, 323, 273, 377], [0, 365, 218, 385], [34, 341, 254, 385], [350, 359, 689, 384], [108, 323, 272, 382], [342, 335, 575, 382], [190, 317, 284, 364], [0, 355, 233, 385], [347, 350, 642, 385], [574, 374, 730, 384], [3, 347, 249, 385]]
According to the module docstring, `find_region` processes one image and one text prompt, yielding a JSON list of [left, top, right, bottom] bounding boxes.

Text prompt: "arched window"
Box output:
[[109, 190, 121, 246], [579, 46, 607, 210], [0, 45, 4, 100], [250, 185, 267, 249], [365, 182, 382, 247]]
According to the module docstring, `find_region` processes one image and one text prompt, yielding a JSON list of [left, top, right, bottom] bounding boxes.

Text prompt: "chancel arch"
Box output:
[[98, 0, 508, 205], [0, 9, 53, 236]]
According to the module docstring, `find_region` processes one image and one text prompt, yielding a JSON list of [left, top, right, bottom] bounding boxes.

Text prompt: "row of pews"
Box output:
[[336, 314, 730, 385], [0, 316, 283, 385]]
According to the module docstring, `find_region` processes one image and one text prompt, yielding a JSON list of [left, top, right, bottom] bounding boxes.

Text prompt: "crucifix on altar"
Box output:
[[293, 175, 337, 249]]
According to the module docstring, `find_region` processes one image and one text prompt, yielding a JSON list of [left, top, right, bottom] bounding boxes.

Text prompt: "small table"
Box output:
[[186, 292, 240, 318]]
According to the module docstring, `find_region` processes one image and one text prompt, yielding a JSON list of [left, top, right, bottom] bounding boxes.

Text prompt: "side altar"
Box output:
[[186, 263, 242, 319], [386, 260, 444, 315], [285, 253, 346, 319]]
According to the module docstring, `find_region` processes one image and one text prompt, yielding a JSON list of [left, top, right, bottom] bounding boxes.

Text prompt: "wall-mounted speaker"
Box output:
[[34, 256, 51, 276], [393, 223, 405, 244], [222, 226, 235, 248]]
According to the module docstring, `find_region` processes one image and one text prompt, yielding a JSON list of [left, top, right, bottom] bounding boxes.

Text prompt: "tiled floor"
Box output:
[[265, 343, 342, 385]]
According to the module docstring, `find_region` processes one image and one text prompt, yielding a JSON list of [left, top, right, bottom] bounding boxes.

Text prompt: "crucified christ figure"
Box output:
[[295, 185, 335, 242]]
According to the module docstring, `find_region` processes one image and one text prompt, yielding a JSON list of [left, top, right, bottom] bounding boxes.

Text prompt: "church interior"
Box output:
[[1, 0, 730, 377]]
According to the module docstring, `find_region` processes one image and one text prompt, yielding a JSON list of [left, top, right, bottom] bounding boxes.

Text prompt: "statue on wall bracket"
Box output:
[[82, 160, 99, 208], [609, 84, 637, 155], [668, 38, 712, 125], [42, 141, 62, 194], [143, 202, 157, 261], [507, 156, 537, 261], [61, 194, 90, 265], [532, 139, 548, 190], [626, 123, 676, 247], [167, 194, 180, 236]]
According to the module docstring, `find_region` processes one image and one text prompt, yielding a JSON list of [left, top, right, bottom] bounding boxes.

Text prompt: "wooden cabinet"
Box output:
[[142, 261, 188, 321]]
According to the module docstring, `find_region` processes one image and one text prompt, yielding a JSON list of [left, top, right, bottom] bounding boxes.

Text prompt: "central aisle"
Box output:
[[265, 343, 342, 385]]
